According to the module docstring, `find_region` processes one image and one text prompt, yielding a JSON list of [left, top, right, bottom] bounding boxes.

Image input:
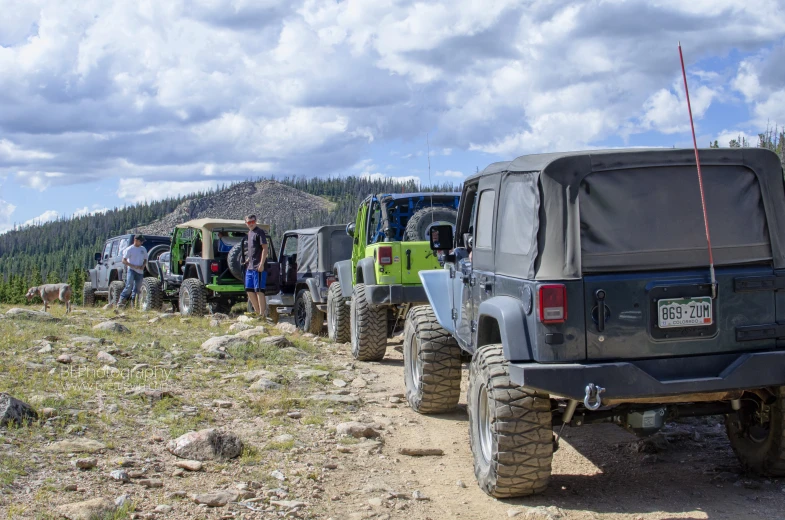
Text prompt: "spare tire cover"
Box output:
[[404, 206, 458, 242], [228, 242, 247, 281]]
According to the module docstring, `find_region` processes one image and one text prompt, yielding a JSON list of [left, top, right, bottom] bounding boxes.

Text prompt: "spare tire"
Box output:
[[228, 241, 247, 281], [404, 206, 458, 242], [145, 244, 169, 278]]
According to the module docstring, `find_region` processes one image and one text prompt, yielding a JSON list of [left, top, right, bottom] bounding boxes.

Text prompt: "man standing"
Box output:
[[116, 234, 147, 310], [244, 214, 269, 317]]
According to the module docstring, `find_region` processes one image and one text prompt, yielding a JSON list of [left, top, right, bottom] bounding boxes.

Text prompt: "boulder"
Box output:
[[0, 393, 38, 427], [191, 490, 240, 507], [336, 422, 381, 439], [70, 336, 104, 346], [235, 326, 267, 339], [92, 322, 130, 333], [229, 322, 252, 332], [56, 498, 116, 520], [249, 379, 283, 392], [167, 429, 244, 461], [259, 335, 291, 348], [294, 369, 330, 380], [201, 336, 250, 356], [276, 323, 298, 334], [46, 439, 107, 454], [97, 351, 117, 365], [5, 308, 58, 321]]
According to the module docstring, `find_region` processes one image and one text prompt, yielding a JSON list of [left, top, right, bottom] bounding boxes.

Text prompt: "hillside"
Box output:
[[136, 180, 336, 236]]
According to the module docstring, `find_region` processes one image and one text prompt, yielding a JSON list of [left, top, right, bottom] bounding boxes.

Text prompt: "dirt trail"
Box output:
[[322, 338, 785, 520]]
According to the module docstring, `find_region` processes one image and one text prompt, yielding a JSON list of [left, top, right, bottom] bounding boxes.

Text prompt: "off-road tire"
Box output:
[[404, 206, 458, 242], [136, 277, 164, 311], [293, 289, 324, 334], [404, 305, 463, 413], [179, 278, 207, 316], [350, 283, 387, 361], [726, 387, 785, 476], [227, 243, 247, 281], [327, 282, 350, 343], [468, 344, 553, 498], [109, 281, 125, 305], [83, 282, 96, 307], [145, 244, 169, 278]]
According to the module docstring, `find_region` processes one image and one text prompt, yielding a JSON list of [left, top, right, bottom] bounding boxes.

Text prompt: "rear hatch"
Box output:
[[577, 158, 780, 361], [367, 242, 442, 285]]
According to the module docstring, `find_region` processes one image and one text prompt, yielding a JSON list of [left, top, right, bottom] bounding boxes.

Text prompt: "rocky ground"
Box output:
[[1, 304, 785, 520]]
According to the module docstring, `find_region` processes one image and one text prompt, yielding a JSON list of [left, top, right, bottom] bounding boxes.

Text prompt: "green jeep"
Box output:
[[328, 192, 460, 360]]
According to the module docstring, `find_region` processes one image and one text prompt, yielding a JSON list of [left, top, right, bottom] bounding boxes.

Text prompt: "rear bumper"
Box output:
[[509, 350, 785, 401], [365, 284, 428, 306]]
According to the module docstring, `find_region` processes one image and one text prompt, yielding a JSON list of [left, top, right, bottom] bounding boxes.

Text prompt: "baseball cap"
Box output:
[[134, 234, 145, 241]]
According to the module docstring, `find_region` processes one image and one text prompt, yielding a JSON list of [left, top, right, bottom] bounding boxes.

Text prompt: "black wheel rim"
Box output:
[[295, 298, 306, 328], [181, 287, 190, 314]]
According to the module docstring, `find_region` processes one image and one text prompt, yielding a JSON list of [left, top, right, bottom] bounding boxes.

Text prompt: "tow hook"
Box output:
[[584, 383, 605, 410]]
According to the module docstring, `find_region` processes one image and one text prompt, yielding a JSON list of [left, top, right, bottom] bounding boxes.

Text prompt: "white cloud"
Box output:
[[0, 199, 17, 233], [15, 171, 66, 191], [361, 173, 421, 185], [117, 178, 223, 204], [73, 205, 110, 218], [436, 170, 464, 178], [23, 210, 59, 227]]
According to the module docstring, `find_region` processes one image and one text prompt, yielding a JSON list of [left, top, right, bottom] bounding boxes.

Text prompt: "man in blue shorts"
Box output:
[[244, 214, 268, 317]]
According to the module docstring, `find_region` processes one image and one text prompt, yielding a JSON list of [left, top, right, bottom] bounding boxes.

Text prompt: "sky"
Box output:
[[1, 0, 784, 232]]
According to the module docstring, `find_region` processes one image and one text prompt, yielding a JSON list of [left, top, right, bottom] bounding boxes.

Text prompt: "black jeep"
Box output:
[[407, 148, 785, 498], [83, 233, 170, 306], [266, 225, 353, 333]]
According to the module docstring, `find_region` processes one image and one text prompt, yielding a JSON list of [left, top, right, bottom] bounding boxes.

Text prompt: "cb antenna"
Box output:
[[427, 133, 434, 223], [679, 41, 716, 298]]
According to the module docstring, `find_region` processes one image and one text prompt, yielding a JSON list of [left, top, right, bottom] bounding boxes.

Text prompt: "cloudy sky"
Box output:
[[1, 0, 784, 232]]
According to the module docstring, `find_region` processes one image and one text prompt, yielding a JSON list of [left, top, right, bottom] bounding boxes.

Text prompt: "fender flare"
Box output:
[[88, 269, 98, 287], [477, 296, 532, 362], [418, 269, 455, 335], [334, 260, 354, 298], [304, 278, 323, 303], [356, 257, 376, 286]]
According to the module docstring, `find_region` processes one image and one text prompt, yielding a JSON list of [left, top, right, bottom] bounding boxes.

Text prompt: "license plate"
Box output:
[[657, 297, 713, 328]]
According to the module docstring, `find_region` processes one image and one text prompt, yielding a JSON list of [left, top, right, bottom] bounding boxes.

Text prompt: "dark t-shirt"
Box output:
[[247, 227, 268, 270]]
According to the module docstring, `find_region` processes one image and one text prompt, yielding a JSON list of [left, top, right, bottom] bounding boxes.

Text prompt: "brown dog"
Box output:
[[26, 283, 72, 313]]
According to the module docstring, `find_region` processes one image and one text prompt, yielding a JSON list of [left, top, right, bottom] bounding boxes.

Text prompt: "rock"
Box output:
[[167, 491, 188, 499], [509, 506, 563, 520], [235, 326, 268, 339], [307, 394, 360, 404], [412, 490, 429, 501], [172, 468, 185, 477], [368, 497, 384, 507], [41, 407, 57, 418], [229, 322, 252, 332], [46, 439, 107, 453], [212, 313, 230, 321], [294, 369, 330, 380], [270, 470, 286, 481], [389, 397, 402, 404], [0, 393, 38, 427], [249, 378, 283, 392], [97, 351, 118, 364], [26, 362, 47, 371], [333, 379, 347, 388], [73, 458, 97, 470], [276, 323, 298, 334], [398, 448, 443, 457], [70, 336, 103, 345], [6, 308, 58, 321], [259, 335, 291, 348], [128, 470, 146, 479], [64, 484, 79, 492], [508, 510, 523, 518], [209, 319, 220, 328], [336, 422, 381, 439], [37, 344, 53, 354], [274, 434, 295, 444], [175, 460, 203, 472], [457, 480, 467, 488], [107, 404, 119, 414], [351, 377, 367, 388], [287, 411, 302, 419], [236, 315, 253, 322], [232, 369, 283, 383], [56, 498, 116, 519], [139, 479, 163, 488], [154, 505, 173, 514], [167, 429, 244, 461], [110, 470, 130, 483], [93, 322, 130, 333], [103, 303, 113, 310], [213, 400, 233, 409], [201, 335, 250, 355], [112, 458, 136, 468], [192, 490, 239, 507], [271, 500, 307, 510], [57, 354, 73, 364], [114, 495, 130, 507]]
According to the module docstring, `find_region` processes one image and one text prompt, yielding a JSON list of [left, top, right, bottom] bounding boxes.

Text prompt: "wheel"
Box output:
[[327, 282, 350, 343], [726, 387, 785, 476], [109, 280, 125, 305], [83, 282, 96, 307], [350, 283, 387, 361], [468, 344, 553, 498], [179, 278, 207, 316], [294, 289, 325, 334], [227, 242, 247, 281], [144, 245, 169, 278], [136, 277, 163, 311], [404, 206, 458, 241], [404, 306, 463, 413]]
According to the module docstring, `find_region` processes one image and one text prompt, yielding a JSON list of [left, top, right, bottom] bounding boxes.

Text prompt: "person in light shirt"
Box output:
[[115, 234, 148, 311]]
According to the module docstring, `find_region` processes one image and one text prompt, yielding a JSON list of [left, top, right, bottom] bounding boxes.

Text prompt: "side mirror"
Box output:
[[429, 225, 453, 251], [94, 252, 102, 262], [346, 223, 356, 237]]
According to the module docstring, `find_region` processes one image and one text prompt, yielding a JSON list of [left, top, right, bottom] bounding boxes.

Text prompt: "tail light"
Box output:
[[377, 246, 393, 265], [539, 284, 567, 324], [210, 262, 219, 273], [326, 274, 336, 287]]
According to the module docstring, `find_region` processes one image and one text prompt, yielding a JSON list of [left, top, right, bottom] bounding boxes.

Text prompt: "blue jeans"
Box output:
[[119, 270, 144, 303]]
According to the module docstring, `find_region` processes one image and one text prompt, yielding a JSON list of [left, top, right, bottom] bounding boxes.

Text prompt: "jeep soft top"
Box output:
[[404, 147, 785, 498]]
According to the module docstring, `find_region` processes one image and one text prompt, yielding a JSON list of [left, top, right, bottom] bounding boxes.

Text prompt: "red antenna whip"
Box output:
[[679, 41, 716, 297]]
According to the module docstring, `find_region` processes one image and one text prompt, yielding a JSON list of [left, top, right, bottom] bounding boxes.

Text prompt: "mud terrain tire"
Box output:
[[469, 344, 553, 498], [228, 242, 247, 281], [83, 282, 96, 307], [327, 282, 350, 343], [179, 278, 207, 316], [295, 289, 325, 334], [404, 206, 458, 242], [404, 305, 463, 413], [350, 283, 387, 361], [109, 280, 125, 305], [136, 277, 164, 311], [726, 387, 785, 476]]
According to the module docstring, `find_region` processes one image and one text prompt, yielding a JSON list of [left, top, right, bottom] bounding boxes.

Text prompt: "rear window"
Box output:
[[578, 165, 772, 272]]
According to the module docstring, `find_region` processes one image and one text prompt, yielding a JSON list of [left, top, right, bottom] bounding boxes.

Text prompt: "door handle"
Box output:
[[595, 289, 606, 332], [484, 281, 493, 293]]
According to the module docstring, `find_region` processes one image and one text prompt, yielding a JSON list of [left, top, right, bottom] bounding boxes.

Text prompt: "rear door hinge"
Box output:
[[736, 322, 785, 342], [734, 275, 785, 292], [451, 309, 457, 320], [471, 320, 477, 333]]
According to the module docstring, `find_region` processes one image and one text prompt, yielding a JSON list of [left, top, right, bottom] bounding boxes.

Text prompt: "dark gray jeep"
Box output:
[[405, 148, 785, 498], [265, 225, 353, 333]]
